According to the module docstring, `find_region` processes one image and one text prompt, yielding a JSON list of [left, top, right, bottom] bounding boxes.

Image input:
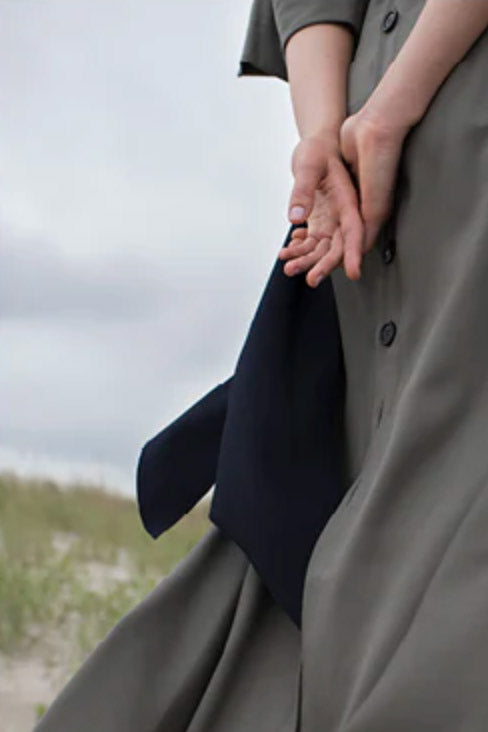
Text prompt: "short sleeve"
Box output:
[[237, 0, 370, 82], [238, 0, 287, 81]]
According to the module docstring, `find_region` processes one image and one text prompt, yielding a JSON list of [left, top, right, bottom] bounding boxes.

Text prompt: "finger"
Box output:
[[279, 228, 315, 256], [357, 137, 401, 252], [306, 227, 344, 287], [283, 238, 331, 277], [278, 234, 320, 260], [326, 157, 364, 279], [340, 206, 364, 280], [283, 238, 330, 276], [277, 226, 309, 259], [290, 227, 308, 244], [288, 162, 323, 224]]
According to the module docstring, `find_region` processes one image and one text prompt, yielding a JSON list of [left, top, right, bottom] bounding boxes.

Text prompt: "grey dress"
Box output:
[[35, 1, 488, 730]]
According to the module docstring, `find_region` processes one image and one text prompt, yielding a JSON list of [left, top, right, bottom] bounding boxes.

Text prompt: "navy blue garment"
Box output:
[[136, 222, 347, 627], [137, 376, 232, 537]]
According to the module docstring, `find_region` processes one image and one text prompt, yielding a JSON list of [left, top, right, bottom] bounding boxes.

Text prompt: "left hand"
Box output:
[[278, 133, 365, 285], [280, 106, 411, 285]]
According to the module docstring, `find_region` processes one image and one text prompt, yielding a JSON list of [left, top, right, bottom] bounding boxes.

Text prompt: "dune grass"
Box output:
[[0, 472, 211, 670]]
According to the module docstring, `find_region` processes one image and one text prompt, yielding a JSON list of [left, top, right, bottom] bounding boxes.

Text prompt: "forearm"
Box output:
[[284, 23, 354, 139], [366, 0, 488, 129]]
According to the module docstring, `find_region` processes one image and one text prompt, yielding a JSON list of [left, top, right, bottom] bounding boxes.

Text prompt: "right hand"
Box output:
[[339, 105, 411, 254]]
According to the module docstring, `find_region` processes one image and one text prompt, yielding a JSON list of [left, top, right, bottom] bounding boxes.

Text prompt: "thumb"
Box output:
[[362, 218, 382, 254], [288, 163, 322, 224]]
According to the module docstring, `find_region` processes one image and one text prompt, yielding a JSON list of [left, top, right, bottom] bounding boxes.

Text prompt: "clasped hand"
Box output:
[[278, 106, 410, 286]]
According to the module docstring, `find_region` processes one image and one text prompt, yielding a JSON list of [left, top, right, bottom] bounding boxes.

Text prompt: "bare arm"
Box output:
[[283, 1, 488, 281], [366, 0, 488, 129], [280, 24, 365, 283], [284, 23, 354, 140], [339, 0, 488, 255]]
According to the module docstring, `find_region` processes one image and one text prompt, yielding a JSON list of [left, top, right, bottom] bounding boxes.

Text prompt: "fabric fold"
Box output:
[[136, 222, 347, 627]]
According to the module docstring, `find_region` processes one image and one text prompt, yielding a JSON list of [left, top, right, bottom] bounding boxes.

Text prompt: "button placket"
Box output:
[[371, 209, 402, 434]]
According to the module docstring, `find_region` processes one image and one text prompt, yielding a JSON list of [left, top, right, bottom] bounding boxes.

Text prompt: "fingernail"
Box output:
[[290, 206, 305, 220], [315, 274, 324, 286]]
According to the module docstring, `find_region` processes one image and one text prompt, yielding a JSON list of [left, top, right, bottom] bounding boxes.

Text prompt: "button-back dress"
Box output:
[[35, 1, 488, 730]]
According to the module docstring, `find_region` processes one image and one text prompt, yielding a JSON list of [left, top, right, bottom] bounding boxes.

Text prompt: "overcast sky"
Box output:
[[0, 0, 298, 495]]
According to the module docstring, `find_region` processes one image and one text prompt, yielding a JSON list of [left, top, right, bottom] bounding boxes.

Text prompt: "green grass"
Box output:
[[0, 471, 211, 670]]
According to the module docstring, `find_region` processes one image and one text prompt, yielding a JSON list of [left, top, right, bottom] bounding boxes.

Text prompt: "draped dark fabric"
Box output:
[[136, 222, 347, 627], [136, 0, 371, 633]]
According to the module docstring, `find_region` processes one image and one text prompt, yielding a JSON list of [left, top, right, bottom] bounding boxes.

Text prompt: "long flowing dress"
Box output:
[[34, 1, 488, 730]]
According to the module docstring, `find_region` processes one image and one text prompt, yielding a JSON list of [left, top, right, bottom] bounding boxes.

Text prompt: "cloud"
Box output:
[[0, 227, 176, 320], [0, 0, 297, 492]]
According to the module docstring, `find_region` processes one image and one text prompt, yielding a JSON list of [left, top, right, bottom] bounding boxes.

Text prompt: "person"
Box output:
[[34, 1, 488, 730]]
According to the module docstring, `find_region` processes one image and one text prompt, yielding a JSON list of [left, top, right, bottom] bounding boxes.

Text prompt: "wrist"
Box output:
[[302, 124, 343, 151], [363, 62, 429, 133]]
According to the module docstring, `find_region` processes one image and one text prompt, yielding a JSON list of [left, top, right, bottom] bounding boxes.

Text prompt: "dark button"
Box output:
[[382, 238, 396, 265], [379, 320, 397, 346], [382, 9, 399, 33]]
